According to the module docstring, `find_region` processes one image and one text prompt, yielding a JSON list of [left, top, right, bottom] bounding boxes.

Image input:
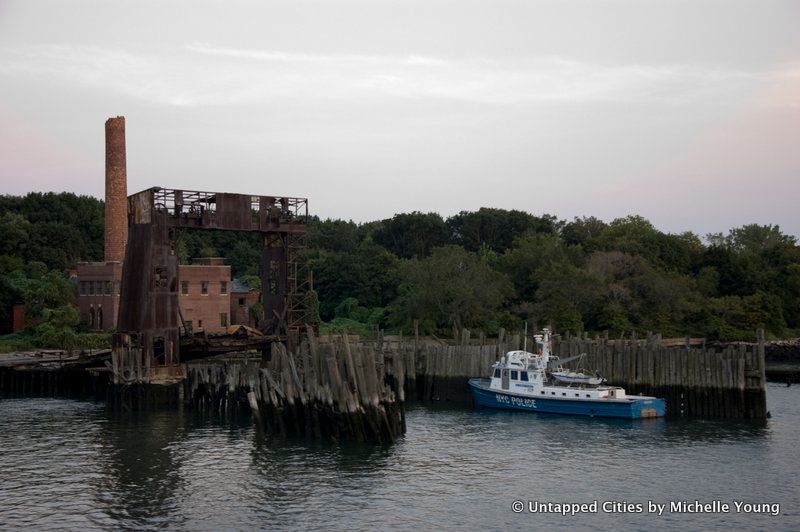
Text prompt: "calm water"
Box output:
[[1, 385, 798, 531]]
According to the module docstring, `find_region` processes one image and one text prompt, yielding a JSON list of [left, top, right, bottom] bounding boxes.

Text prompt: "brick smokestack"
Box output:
[[104, 116, 128, 263]]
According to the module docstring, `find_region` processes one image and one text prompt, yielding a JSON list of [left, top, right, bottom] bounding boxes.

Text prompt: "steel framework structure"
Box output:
[[112, 187, 312, 384]]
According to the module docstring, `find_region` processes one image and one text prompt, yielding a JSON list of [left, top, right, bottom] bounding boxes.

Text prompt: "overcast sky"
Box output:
[[1, 0, 798, 237]]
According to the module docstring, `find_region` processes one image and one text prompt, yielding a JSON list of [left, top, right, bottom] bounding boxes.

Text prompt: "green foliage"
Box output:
[[495, 234, 582, 302], [372, 211, 450, 258], [320, 318, 375, 336], [0, 331, 36, 353], [561, 216, 607, 249], [311, 242, 400, 320], [33, 306, 80, 352], [389, 246, 514, 333], [448, 208, 559, 253], [0, 193, 103, 270], [249, 301, 265, 325], [308, 217, 361, 252], [1, 192, 799, 341], [594, 215, 701, 273], [24, 269, 76, 319], [239, 275, 262, 291]]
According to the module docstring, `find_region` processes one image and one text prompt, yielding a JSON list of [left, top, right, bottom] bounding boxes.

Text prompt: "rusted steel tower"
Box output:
[[112, 187, 312, 384]]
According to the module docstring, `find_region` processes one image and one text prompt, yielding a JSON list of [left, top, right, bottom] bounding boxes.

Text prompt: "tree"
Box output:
[[23, 267, 76, 321], [533, 260, 600, 333], [372, 211, 449, 258], [495, 234, 583, 303], [561, 216, 607, 249], [725, 224, 796, 253], [388, 245, 513, 333], [310, 242, 400, 320], [447, 208, 558, 253], [308, 217, 361, 253], [595, 215, 700, 273], [34, 306, 80, 352]]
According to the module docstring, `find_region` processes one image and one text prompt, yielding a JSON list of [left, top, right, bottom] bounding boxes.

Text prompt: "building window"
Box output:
[[220, 281, 227, 295], [95, 281, 102, 295], [238, 297, 245, 306], [220, 313, 228, 327], [198, 319, 203, 328], [88, 282, 95, 295], [104, 281, 112, 295], [89, 307, 95, 328], [97, 307, 103, 329], [201, 281, 208, 295], [181, 281, 189, 295], [79, 282, 87, 296]]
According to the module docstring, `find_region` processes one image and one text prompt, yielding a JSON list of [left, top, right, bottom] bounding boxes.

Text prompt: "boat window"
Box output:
[[520, 371, 529, 382], [586, 394, 591, 398], [541, 391, 545, 395], [575, 393, 580, 397], [551, 392, 555, 395], [562, 393, 567, 396], [493, 369, 501, 378], [510, 370, 518, 380]]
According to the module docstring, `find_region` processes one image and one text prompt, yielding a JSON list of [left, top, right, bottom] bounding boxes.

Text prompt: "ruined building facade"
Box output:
[[76, 117, 252, 334]]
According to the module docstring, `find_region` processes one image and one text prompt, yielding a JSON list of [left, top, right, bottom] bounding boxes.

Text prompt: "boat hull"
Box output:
[[468, 379, 665, 419]]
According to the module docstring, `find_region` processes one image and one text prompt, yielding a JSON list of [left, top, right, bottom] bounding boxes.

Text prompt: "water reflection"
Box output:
[[94, 409, 191, 528]]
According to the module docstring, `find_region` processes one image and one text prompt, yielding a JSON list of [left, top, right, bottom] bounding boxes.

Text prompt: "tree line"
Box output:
[[1, 193, 798, 343]]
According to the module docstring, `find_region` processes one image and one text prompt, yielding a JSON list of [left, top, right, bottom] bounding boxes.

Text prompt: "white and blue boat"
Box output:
[[468, 329, 665, 419]]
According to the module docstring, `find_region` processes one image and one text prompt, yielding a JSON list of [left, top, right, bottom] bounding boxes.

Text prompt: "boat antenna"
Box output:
[[523, 321, 528, 352]]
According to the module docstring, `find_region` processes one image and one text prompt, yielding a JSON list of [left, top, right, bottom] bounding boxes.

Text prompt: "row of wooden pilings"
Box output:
[[369, 328, 769, 419], [184, 332, 405, 443], [0, 367, 107, 399], [0, 327, 770, 446]]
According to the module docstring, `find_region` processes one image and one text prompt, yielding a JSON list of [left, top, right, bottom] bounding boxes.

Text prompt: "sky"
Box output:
[[1, 0, 798, 237]]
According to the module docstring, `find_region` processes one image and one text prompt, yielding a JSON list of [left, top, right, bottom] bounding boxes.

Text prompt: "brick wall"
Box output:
[[179, 264, 231, 333], [230, 290, 260, 328], [76, 262, 123, 330]]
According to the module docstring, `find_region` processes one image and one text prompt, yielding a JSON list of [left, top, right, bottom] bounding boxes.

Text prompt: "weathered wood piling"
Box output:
[[1, 334, 405, 443], [371, 328, 769, 419], [1, 328, 771, 427], [0, 350, 111, 400], [185, 333, 404, 443]]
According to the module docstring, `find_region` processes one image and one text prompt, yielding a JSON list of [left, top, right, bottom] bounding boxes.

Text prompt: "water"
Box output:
[[1, 385, 798, 531]]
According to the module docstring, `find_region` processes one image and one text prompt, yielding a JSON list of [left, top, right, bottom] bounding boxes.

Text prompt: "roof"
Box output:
[[230, 278, 255, 293]]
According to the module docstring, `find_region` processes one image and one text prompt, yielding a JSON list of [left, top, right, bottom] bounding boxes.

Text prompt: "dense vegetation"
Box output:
[[1, 193, 799, 346], [0, 193, 108, 350]]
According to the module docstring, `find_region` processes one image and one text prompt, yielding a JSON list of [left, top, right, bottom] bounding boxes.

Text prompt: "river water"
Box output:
[[1, 384, 798, 531]]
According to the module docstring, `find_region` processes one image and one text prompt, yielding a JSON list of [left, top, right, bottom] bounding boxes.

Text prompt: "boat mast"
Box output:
[[523, 321, 528, 352], [540, 328, 550, 369]]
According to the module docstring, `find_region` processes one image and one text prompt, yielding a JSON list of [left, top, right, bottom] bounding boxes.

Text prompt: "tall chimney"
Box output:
[[104, 116, 128, 263]]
